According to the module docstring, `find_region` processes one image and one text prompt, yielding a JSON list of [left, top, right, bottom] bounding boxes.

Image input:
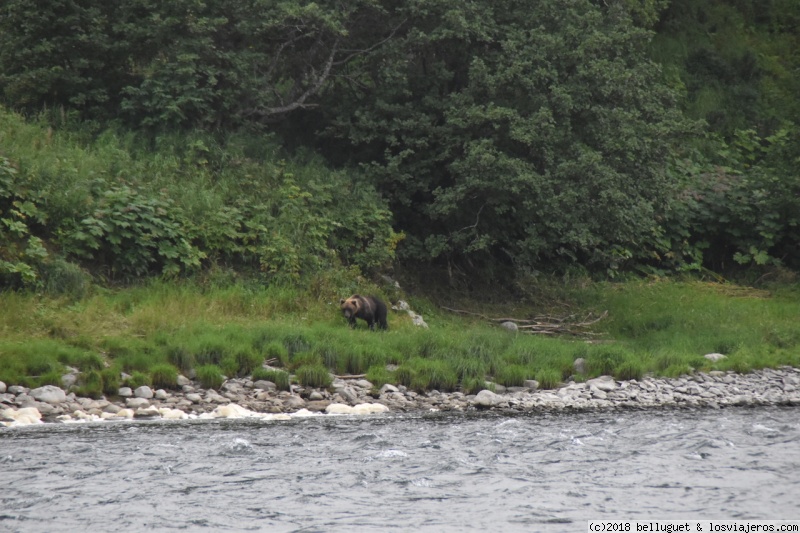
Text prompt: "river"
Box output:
[[2, 406, 799, 532]]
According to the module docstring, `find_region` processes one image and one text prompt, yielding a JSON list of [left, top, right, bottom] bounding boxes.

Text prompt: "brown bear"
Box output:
[[339, 294, 388, 331]]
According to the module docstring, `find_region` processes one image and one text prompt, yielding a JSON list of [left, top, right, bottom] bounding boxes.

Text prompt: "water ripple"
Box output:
[[1, 407, 799, 531]]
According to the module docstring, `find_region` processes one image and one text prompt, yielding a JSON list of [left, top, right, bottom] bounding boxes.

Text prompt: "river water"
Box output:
[[1, 406, 799, 532]]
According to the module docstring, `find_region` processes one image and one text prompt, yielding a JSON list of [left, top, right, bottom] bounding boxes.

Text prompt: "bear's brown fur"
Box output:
[[339, 294, 388, 331]]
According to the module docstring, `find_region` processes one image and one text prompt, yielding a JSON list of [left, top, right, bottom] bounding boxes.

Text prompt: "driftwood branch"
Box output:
[[441, 306, 608, 337]]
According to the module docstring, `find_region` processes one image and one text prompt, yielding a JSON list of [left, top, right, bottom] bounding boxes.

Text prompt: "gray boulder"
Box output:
[[0, 381, 5, 393], [501, 321, 519, 332], [573, 358, 586, 374], [126, 397, 150, 409], [473, 389, 504, 408], [30, 385, 67, 405], [134, 386, 154, 399], [253, 380, 276, 391], [704, 353, 727, 362], [118, 387, 133, 398], [586, 376, 617, 392]]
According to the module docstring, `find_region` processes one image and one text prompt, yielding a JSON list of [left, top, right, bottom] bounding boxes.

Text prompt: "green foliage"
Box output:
[[365, 365, 394, 389], [535, 368, 563, 389], [294, 364, 333, 389], [126, 371, 151, 389], [77, 370, 104, 399], [234, 349, 262, 377], [150, 364, 178, 390], [613, 360, 645, 381], [461, 377, 488, 395], [167, 346, 195, 373], [59, 184, 204, 280], [398, 358, 458, 393], [251, 368, 291, 391], [101, 368, 121, 395], [494, 365, 528, 387], [314, 0, 693, 276], [0, 155, 48, 287], [585, 346, 632, 377], [195, 365, 224, 390]]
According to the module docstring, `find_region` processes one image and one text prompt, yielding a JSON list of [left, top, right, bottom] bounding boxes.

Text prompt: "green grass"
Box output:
[[1, 278, 799, 394]]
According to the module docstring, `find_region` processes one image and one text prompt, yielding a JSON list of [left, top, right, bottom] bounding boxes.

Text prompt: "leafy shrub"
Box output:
[[58, 184, 204, 279], [0, 155, 48, 288], [195, 365, 224, 390], [294, 364, 332, 388], [150, 364, 178, 389]]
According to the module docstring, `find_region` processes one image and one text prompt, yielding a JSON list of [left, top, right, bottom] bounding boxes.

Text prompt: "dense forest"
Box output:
[[1, 0, 799, 291]]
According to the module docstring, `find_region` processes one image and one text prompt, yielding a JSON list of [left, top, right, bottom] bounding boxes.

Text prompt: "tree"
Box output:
[[311, 0, 694, 276]]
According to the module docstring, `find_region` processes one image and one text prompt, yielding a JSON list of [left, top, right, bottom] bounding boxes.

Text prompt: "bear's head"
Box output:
[[340, 295, 363, 319]]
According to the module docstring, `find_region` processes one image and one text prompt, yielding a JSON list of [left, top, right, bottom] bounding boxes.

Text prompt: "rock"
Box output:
[[380, 384, 399, 394], [410, 312, 429, 328], [61, 373, 78, 389], [354, 379, 374, 390], [523, 380, 539, 390], [586, 376, 617, 392], [308, 391, 324, 401], [154, 389, 169, 400], [1, 407, 42, 426], [118, 387, 133, 398], [126, 397, 150, 409], [185, 393, 203, 403], [349, 403, 389, 415], [158, 408, 188, 420], [340, 386, 359, 404], [135, 406, 161, 418], [209, 404, 257, 418], [325, 403, 354, 414], [134, 386, 154, 399], [473, 389, 504, 408], [573, 358, 586, 374], [176, 375, 192, 387], [8, 385, 27, 395], [392, 300, 411, 311], [103, 404, 121, 414], [306, 400, 332, 412], [283, 395, 306, 409], [253, 380, 276, 391], [704, 353, 727, 362], [29, 385, 67, 405], [0, 381, 5, 393], [501, 321, 518, 332]]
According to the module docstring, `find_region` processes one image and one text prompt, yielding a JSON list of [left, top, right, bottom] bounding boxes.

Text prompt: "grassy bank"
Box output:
[[1, 278, 798, 397]]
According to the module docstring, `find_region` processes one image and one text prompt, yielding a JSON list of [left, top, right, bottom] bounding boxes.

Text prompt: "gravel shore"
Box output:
[[3, 366, 800, 426]]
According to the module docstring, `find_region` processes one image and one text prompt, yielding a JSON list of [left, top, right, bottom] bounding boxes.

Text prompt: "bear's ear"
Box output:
[[352, 294, 361, 299], [339, 298, 346, 305]]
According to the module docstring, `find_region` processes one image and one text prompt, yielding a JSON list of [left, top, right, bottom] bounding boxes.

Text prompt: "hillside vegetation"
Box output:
[[0, 0, 799, 393]]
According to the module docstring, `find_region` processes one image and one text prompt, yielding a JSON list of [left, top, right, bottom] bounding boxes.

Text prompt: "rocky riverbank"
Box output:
[[3, 366, 800, 427]]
